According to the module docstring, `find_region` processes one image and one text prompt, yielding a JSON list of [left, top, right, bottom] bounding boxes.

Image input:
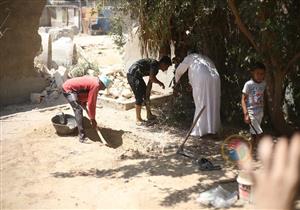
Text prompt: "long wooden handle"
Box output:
[[97, 128, 108, 145], [179, 106, 206, 149]]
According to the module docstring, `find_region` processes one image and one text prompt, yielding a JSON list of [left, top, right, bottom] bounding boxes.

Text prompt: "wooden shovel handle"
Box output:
[[178, 106, 206, 149]]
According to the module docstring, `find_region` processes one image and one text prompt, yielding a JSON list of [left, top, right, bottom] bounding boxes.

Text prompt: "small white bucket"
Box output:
[[237, 171, 253, 203]]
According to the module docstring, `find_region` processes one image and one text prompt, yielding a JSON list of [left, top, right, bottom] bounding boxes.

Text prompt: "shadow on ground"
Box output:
[[83, 117, 125, 148], [0, 95, 68, 117], [51, 136, 238, 207]]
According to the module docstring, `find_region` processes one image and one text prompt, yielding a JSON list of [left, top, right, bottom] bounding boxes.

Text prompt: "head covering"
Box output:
[[99, 75, 112, 88]]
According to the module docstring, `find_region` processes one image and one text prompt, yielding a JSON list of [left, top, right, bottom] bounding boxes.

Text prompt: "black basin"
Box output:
[[51, 114, 77, 135]]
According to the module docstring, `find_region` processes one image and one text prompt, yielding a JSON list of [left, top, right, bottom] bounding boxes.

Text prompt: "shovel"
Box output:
[[96, 127, 109, 145], [80, 104, 109, 145], [177, 106, 206, 158]]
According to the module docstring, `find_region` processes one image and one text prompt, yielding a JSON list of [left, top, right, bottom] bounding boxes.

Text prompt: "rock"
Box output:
[[87, 69, 95, 76], [45, 86, 52, 91], [40, 90, 47, 96], [45, 90, 60, 102], [117, 96, 127, 102], [100, 64, 124, 75], [114, 78, 121, 84], [121, 89, 133, 99], [30, 93, 43, 104], [54, 66, 68, 89], [109, 88, 120, 99]]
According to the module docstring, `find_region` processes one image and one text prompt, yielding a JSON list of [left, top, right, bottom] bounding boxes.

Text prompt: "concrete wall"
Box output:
[[0, 0, 47, 106]]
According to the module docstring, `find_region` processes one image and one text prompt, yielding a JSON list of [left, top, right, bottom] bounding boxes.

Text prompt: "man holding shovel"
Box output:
[[175, 53, 221, 137], [127, 56, 172, 126], [62, 75, 111, 143]]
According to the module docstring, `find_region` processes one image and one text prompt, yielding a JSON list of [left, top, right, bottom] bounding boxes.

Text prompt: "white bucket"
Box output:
[[237, 171, 253, 203]]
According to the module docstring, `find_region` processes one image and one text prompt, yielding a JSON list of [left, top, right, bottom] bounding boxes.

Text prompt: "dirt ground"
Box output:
[[1, 99, 248, 210], [1, 35, 299, 210]]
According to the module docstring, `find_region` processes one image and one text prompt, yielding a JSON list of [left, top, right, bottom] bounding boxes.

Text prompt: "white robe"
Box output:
[[175, 53, 221, 136]]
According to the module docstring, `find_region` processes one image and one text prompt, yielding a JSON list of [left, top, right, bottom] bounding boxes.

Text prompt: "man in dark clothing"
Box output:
[[62, 75, 111, 142], [127, 56, 172, 125]]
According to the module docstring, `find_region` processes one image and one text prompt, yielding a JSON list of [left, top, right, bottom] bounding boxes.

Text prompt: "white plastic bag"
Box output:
[[196, 185, 238, 208]]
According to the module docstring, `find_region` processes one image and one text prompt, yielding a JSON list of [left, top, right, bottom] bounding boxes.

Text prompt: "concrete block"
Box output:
[[121, 89, 133, 99], [87, 69, 95, 76], [54, 66, 68, 89], [52, 37, 74, 66], [30, 93, 43, 104]]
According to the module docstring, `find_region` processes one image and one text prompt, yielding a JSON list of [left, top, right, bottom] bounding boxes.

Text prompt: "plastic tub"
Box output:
[[51, 114, 77, 135]]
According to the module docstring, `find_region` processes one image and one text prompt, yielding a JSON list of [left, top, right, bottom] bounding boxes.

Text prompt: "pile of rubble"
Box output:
[[30, 65, 68, 104], [31, 60, 134, 104], [101, 69, 134, 100], [31, 26, 135, 104]]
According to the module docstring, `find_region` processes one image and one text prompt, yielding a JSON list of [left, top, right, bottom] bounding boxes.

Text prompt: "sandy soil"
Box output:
[[0, 101, 246, 210], [2, 35, 299, 210]]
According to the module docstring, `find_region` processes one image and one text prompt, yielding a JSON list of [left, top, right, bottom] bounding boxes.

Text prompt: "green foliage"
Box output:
[[121, 0, 300, 128], [109, 16, 126, 48], [237, 0, 300, 69], [68, 59, 99, 78]]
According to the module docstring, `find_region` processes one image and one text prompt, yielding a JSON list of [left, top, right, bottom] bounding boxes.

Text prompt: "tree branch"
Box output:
[[285, 52, 300, 74], [227, 0, 259, 52]]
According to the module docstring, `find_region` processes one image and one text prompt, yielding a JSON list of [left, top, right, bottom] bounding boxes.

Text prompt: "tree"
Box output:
[[122, 0, 300, 133]]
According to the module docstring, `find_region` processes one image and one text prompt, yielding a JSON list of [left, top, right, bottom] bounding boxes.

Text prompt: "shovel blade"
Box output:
[[177, 148, 194, 159]]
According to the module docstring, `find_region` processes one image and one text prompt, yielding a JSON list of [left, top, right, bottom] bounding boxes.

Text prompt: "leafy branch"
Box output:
[[227, 0, 259, 52]]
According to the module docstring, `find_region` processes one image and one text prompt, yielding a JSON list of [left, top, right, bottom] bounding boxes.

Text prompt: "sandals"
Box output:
[[198, 158, 221, 171]]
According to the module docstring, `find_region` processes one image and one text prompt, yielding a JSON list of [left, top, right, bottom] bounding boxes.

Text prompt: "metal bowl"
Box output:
[[51, 114, 77, 135]]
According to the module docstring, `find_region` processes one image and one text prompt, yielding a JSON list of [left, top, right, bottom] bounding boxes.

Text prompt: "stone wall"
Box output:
[[0, 0, 47, 106]]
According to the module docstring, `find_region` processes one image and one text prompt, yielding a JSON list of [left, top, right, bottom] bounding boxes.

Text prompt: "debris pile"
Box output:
[[31, 63, 68, 104], [32, 30, 147, 105], [33, 56, 135, 104], [102, 69, 134, 100]]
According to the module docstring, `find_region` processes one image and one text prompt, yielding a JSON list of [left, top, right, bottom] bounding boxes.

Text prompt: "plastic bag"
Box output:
[[196, 185, 238, 208]]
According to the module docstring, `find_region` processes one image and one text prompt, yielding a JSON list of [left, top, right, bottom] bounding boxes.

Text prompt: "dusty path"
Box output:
[[0, 102, 243, 209]]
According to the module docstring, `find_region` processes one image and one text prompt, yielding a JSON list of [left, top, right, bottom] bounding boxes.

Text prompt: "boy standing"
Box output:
[[241, 62, 266, 147], [127, 56, 172, 126]]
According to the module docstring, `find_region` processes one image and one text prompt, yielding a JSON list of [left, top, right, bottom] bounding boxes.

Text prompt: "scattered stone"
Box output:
[[121, 89, 133, 99], [87, 69, 95, 76], [54, 66, 68, 89], [47, 90, 60, 100], [40, 90, 47, 97], [30, 93, 43, 104]]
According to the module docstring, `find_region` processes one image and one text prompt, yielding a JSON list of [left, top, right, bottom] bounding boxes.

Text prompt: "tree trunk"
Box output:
[[266, 69, 292, 135]]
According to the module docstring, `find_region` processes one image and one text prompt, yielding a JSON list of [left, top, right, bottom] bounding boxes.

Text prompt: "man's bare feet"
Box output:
[[136, 119, 146, 126]]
